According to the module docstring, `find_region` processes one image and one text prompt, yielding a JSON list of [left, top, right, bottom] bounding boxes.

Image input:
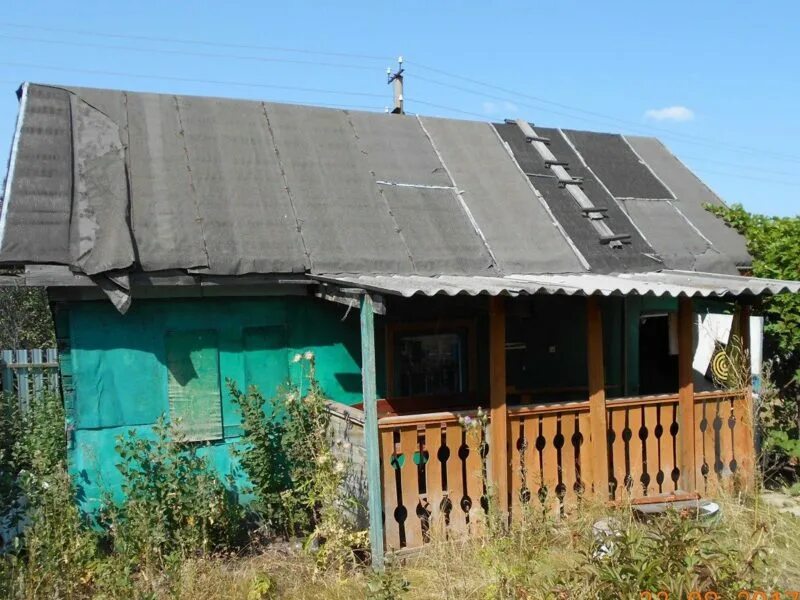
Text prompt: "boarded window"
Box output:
[[166, 330, 222, 441]]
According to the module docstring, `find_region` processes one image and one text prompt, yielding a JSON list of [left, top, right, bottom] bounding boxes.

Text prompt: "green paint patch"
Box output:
[[390, 453, 405, 469], [166, 330, 223, 442]]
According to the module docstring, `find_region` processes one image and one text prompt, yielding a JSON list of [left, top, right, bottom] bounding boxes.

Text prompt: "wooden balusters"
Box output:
[[379, 414, 488, 550]]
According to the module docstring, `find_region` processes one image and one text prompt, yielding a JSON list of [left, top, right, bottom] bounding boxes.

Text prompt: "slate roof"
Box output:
[[0, 83, 752, 284]]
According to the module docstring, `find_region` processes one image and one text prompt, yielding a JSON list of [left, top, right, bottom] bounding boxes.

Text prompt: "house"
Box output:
[[1, 83, 799, 561]]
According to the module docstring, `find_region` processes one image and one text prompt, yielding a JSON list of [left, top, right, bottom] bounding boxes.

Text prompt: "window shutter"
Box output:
[[166, 330, 222, 441]]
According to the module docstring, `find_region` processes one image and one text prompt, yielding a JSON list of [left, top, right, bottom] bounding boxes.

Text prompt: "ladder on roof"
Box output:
[[511, 119, 631, 248]]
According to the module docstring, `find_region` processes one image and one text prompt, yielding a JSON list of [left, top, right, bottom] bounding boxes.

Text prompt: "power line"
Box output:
[[692, 167, 796, 187], [0, 61, 387, 99], [677, 153, 797, 179], [0, 21, 391, 62], [404, 97, 798, 188], [407, 60, 800, 164], [0, 33, 381, 72], [404, 98, 487, 120]]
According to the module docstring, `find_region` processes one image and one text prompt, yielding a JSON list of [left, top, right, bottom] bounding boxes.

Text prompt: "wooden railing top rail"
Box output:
[[508, 399, 590, 417], [692, 389, 745, 401], [377, 407, 480, 428], [376, 389, 748, 429]]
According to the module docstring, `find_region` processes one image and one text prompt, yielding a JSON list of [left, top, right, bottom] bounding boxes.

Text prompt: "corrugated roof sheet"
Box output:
[[314, 271, 800, 298]]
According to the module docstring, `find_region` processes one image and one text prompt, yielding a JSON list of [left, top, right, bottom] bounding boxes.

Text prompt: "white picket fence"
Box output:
[[0, 349, 60, 410]]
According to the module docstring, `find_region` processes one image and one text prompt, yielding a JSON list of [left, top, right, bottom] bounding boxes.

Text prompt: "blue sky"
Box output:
[[0, 1, 797, 216]]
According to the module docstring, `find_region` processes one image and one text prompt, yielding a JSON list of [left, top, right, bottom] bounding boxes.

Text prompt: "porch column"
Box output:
[[677, 296, 696, 490], [586, 296, 610, 498], [489, 295, 509, 514], [360, 292, 384, 570], [736, 303, 756, 489]]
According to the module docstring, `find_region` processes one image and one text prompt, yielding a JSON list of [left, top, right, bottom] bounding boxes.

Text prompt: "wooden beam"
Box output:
[[677, 296, 696, 491], [489, 295, 509, 514], [736, 304, 756, 490], [360, 293, 384, 570], [586, 296, 610, 498]]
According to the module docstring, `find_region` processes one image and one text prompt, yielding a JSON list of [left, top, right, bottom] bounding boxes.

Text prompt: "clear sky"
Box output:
[[0, 1, 797, 217]]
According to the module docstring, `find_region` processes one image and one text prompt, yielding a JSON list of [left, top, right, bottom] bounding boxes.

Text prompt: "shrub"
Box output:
[[230, 352, 368, 571], [105, 416, 245, 572], [554, 508, 769, 599], [0, 390, 97, 599]]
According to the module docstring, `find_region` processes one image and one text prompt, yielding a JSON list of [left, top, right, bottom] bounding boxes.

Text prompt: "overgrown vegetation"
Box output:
[[230, 353, 367, 572], [707, 204, 800, 483], [0, 352, 370, 598], [0, 286, 55, 349]]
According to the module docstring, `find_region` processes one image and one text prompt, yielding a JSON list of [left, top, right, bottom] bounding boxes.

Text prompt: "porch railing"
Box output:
[[379, 410, 487, 550], [378, 389, 753, 551]]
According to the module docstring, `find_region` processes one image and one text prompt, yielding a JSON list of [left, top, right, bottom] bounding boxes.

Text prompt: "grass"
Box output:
[[109, 492, 800, 600]]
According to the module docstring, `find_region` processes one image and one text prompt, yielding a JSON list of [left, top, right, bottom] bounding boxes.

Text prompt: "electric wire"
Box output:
[[0, 61, 387, 99], [0, 33, 380, 72], [0, 21, 392, 62], [407, 61, 800, 164]]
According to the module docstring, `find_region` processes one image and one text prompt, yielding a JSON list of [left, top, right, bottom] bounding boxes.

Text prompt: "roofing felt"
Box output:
[[0, 83, 755, 284], [493, 123, 658, 273], [624, 135, 752, 268]]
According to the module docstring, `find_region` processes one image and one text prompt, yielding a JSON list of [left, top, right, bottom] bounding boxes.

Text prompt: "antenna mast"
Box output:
[[386, 56, 404, 114]]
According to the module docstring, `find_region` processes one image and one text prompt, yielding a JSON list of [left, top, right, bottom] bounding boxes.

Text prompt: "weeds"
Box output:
[[102, 416, 246, 577], [231, 352, 368, 573]]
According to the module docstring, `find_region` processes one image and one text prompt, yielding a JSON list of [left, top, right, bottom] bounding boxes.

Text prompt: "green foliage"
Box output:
[[230, 352, 368, 571], [0, 286, 55, 349], [105, 416, 245, 572], [228, 383, 293, 535], [247, 573, 277, 600], [0, 390, 97, 599], [707, 203, 800, 474], [706, 204, 800, 358], [0, 390, 67, 531], [765, 429, 800, 461], [366, 564, 410, 600], [556, 510, 768, 599]]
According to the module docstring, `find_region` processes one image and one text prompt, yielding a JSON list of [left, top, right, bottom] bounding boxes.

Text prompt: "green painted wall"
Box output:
[[59, 296, 362, 512]]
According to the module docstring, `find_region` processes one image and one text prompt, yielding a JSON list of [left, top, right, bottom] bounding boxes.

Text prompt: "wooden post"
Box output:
[[736, 303, 756, 489], [677, 296, 696, 491], [489, 295, 509, 514], [360, 293, 384, 570], [586, 296, 610, 498]]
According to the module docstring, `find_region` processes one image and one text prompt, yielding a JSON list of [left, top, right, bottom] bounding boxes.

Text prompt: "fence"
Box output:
[[0, 348, 60, 410]]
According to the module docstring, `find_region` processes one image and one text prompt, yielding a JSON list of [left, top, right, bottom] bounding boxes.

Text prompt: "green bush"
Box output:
[[555, 509, 768, 599], [230, 352, 368, 571], [707, 204, 800, 460], [104, 416, 245, 572], [0, 391, 97, 599]]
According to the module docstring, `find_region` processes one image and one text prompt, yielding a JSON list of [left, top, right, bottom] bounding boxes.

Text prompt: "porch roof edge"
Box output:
[[311, 272, 800, 299]]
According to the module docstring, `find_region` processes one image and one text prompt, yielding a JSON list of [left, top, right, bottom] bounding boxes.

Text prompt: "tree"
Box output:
[[0, 286, 55, 349]]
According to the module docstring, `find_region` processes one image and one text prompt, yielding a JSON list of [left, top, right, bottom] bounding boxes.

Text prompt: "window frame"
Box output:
[[385, 319, 478, 399]]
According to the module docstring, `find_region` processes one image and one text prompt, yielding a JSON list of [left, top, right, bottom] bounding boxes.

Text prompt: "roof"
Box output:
[[313, 271, 800, 299], [1, 82, 791, 308]]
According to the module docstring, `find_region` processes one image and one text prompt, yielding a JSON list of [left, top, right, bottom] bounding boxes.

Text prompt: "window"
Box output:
[[387, 321, 475, 397], [166, 330, 223, 441]]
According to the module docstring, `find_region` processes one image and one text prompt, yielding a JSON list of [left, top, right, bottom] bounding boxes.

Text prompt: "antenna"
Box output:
[[386, 56, 404, 114]]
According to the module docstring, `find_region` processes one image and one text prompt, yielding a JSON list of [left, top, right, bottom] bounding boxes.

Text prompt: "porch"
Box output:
[[344, 283, 759, 557]]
